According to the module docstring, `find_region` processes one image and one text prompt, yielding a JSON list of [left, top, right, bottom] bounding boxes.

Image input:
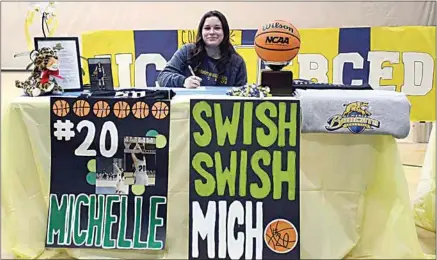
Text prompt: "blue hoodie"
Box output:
[[157, 43, 247, 87]]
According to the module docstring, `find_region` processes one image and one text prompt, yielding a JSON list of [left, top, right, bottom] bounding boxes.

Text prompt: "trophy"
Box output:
[[254, 20, 301, 96], [260, 62, 294, 96]]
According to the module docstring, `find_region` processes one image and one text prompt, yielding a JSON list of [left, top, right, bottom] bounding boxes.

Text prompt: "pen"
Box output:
[[188, 65, 196, 77]]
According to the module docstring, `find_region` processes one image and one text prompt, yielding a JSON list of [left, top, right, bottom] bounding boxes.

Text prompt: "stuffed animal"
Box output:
[[15, 47, 64, 97]]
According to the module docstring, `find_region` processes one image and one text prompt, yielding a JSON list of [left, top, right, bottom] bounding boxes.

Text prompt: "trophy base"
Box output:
[[260, 70, 294, 96]]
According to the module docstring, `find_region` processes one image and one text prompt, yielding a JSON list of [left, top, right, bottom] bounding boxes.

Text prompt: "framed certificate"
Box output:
[[34, 37, 83, 91]]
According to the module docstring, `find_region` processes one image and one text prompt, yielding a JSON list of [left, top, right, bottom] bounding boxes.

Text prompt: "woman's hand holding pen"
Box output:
[[184, 65, 202, 88], [184, 76, 202, 88]]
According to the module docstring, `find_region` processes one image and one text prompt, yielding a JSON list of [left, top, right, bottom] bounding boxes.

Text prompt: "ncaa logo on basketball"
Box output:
[[325, 101, 381, 134], [265, 36, 289, 45]]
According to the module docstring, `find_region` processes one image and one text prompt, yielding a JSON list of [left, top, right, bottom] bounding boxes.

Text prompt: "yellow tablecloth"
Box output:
[[414, 122, 436, 233], [1, 95, 426, 259]]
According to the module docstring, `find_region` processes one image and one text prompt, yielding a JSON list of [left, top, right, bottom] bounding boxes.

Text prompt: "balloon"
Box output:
[[24, 2, 59, 50]]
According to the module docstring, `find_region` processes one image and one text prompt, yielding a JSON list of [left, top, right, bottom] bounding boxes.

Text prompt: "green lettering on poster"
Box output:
[[46, 194, 69, 245]]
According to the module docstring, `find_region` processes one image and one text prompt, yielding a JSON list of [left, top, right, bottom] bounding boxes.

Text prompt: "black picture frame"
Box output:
[[87, 58, 114, 92], [34, 37, 83, 92]]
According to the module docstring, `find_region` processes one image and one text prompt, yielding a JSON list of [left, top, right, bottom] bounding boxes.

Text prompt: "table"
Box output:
[[1, 93, 427, 259]]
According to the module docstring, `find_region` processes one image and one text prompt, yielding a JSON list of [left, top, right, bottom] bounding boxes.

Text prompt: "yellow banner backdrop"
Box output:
[[81, 26, 436, 121]]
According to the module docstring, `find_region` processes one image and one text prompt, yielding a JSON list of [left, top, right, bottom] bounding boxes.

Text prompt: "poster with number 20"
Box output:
[[46, 95, 171, 250]]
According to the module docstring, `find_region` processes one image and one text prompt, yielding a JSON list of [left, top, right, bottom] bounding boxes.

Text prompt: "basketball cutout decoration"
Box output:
[[73, 100, 90, 117], [151, 102, 169, 120], [254, 20, 301, 63], [93, 101, 111, 118], [264, 219, 298, 254], [132, 101, 149, 119], [52, 99, 70, 117], [113, 101, 131, 119]]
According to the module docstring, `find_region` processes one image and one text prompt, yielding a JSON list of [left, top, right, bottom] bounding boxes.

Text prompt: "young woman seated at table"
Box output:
[[157, 10, 248, 88]]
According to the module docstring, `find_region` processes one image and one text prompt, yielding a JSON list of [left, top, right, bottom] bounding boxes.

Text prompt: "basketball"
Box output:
[[132, 101, 149, 119], [73, 100, 90, 117], [254, 20, 301, 63], [264, 219, 298, 254], [151, 101, 169, 120], [113, 101, 131, 119], [93, 101, 111, 118], [52, 99, 70, 117]]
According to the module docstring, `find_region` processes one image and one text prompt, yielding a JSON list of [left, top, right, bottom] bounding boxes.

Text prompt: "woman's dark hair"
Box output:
[[187, 10, 237, 75]]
